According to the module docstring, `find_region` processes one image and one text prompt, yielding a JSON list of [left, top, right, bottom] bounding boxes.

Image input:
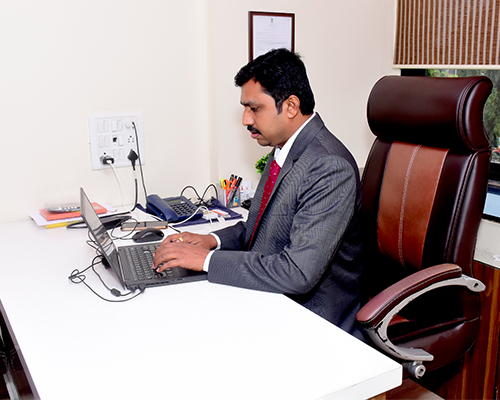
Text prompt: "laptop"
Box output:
[[79, 187, 207, 291]]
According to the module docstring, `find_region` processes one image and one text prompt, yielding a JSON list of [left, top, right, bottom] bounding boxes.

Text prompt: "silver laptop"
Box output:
[[80, 187, 207, 291]]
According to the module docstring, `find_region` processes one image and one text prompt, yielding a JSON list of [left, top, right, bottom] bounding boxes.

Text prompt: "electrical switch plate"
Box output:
[[88, 112, 145, 170]]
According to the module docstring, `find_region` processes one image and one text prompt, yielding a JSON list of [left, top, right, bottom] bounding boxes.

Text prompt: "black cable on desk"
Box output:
[[68, 255, 145, 303]]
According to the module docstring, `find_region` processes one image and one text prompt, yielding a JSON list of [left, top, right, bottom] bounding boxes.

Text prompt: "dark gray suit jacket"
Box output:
[[209, 114, 364, 339]]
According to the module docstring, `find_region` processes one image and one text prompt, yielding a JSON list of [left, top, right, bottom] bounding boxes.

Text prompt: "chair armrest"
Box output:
[[357, 263, 463, 327], [356, 263, 485, 366]]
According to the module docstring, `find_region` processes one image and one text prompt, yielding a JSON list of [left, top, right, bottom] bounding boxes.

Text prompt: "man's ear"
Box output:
[[285, 95, 300, 118]]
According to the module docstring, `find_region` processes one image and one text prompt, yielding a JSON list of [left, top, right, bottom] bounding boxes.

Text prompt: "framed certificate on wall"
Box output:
[[249, 11, 295, 61]]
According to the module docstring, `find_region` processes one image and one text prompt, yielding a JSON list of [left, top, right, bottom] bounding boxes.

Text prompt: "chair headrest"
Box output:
[[367, 75, 492, 153]]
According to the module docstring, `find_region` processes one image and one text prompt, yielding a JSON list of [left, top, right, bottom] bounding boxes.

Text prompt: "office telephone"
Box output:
[[146, 194, 203, 223]]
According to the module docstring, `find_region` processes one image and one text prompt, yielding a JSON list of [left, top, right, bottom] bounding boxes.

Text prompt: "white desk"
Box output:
[[0, 213, 401, 399]]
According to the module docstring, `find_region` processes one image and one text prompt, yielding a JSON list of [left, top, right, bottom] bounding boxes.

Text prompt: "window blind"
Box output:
[[394, 0, 500, 68]]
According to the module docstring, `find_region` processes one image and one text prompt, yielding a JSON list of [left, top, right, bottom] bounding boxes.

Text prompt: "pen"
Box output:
[[45, 221, 72, 229], [228, 177, 243, 206]]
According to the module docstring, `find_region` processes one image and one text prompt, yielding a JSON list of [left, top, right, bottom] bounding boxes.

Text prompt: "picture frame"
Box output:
[[249, 11, 295, 61]]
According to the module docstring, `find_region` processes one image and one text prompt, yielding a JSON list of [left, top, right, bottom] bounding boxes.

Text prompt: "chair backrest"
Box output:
[[361, 77, 492, 376], [363, 75, 492, 298]]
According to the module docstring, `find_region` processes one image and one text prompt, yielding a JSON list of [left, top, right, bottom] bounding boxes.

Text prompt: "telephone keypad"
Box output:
[[171, 202, 197, 217]]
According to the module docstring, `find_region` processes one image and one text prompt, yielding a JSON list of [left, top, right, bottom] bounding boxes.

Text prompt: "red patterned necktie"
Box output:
[[248, 160, 281, 249]]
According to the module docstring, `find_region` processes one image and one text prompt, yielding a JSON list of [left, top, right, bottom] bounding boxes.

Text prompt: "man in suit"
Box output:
[[153, 49, 364, 339]]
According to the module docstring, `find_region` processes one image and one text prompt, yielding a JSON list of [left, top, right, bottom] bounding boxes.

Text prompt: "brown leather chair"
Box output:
[[356, 75, 492, 378]]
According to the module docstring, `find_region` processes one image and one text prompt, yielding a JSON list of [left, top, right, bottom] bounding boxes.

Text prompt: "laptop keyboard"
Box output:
[[122, 244, 175, 282]]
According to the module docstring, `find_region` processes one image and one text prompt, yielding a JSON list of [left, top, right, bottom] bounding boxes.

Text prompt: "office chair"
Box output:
[[356, 75, 492, 379]]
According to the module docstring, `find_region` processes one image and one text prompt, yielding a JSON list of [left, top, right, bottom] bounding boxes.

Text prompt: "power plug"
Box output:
[[100, 155, 115, 165]]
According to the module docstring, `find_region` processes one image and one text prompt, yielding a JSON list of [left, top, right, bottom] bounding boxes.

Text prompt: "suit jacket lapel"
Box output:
[[272, 113, 324, 193]]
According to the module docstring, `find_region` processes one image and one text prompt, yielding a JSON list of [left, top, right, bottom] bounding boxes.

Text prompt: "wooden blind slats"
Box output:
[[395, 0, 500, 67]]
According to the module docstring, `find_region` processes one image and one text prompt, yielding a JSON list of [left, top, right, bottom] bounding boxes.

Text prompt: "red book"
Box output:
[[39, 203, 107, 221]]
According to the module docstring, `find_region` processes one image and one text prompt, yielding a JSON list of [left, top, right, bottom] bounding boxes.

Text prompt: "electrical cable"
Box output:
[[131, 121, 148, 201], [180, 185, 202, 201], [109, 217, 141, 240], [180, 184, 218, 208], [130, 172, 138, 213], [106, 150, 138, 214], [200, 184, 219, 206], [109, 162, 127, 209], [68, 240, 145, 302]]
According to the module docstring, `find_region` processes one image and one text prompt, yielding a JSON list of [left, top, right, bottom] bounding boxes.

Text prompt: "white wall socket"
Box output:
[[88, 112, 145, 170]]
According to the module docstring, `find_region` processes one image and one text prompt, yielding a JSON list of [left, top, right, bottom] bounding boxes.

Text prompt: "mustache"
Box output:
[[247, 126, 262, 135]]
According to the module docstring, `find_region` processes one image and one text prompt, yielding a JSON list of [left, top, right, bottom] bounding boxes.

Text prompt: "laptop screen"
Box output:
[[80, 188, 122, 276]]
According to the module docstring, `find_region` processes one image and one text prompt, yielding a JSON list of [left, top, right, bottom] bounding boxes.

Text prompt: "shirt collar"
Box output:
[[274, 112, 316, 168]]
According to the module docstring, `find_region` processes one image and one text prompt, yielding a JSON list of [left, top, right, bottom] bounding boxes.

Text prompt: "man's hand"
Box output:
[[152, 232, 217, 273], [162, 232, 217, 249]]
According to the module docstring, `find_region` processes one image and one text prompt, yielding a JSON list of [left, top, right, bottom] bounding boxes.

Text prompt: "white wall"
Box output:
[[208, 0, 398, 185], [0, 0, 397, 224]]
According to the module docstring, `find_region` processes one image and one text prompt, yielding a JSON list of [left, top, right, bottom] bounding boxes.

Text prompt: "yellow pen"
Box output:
[[45, 221, 81, 229], [45, 221, 72, 229]]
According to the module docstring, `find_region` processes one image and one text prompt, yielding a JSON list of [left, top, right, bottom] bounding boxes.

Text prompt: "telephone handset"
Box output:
[[146, 194, 203, 223]]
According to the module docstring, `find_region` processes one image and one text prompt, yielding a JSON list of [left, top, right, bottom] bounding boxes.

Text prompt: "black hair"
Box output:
[[234, 48, 315, 115]]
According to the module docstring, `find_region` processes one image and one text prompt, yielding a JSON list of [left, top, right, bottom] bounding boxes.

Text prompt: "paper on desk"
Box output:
[[29, 203, 117, 228], [202, 208, 230, 220]]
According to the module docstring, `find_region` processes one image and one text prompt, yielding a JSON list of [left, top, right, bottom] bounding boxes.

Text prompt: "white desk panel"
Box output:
[[478, 189, 500, 269], [0, 216, 401, 399], [475, 218, 500, 269]]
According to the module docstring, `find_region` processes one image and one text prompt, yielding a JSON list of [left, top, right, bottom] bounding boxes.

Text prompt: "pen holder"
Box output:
[[217, 183, 240, 208]]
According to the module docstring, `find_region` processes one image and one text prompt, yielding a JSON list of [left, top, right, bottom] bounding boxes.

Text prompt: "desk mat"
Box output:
[[137, 198, 243, 227]]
